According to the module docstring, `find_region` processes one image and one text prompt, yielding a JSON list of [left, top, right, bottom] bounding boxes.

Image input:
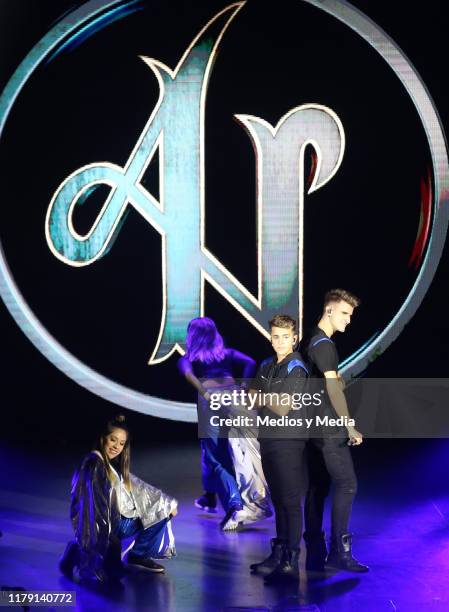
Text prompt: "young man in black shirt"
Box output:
[[300, 288, 368, 573], [248, 314, 309, 585]]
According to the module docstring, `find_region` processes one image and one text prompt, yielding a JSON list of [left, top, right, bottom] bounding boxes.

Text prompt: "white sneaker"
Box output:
[[221, 509, 250, 531]]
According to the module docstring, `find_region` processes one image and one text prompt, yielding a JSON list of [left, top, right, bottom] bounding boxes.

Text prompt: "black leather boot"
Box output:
[[250, 538, 284, 575], [59, 540, 80, 578], [304, 531, 327, 571], [103, 538, 126, 581], [264, 548, 300, 585], [325, 533, 369, 573]]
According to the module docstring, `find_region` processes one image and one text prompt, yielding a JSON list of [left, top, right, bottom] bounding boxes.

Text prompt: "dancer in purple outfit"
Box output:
[[178, 317, 271, 530]]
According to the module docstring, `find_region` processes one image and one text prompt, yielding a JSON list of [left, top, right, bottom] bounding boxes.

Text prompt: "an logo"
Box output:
[[45, 3, 344, 363], [1, 1, 448, 421]]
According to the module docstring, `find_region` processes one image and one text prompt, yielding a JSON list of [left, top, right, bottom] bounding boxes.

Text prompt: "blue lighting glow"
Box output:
[[46, 0, 144, 64]]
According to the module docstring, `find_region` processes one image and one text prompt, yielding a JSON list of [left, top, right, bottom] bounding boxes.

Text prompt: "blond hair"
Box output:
[[268, 314, 297, 332]]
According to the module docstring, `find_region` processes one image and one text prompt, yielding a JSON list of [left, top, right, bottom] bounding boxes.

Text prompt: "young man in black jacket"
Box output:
[[300, 288, 368, 573], [249, 314, 309, 585]]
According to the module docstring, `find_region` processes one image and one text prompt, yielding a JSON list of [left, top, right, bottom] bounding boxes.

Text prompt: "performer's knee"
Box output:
[[338, 474, 357, 496]]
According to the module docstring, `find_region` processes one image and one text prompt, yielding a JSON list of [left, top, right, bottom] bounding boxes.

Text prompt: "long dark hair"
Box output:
[[98, 415, 131, 489], [185, 317, 225, 363]]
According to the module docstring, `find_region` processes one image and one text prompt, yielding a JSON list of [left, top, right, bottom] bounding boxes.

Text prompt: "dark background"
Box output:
[[0, 0, 448, 449]]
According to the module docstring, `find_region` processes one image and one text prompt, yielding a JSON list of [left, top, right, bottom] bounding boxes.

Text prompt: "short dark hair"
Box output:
[[324, 288, 360, 309], [268, 314, 297, 332]]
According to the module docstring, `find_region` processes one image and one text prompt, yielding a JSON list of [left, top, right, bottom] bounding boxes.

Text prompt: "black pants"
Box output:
[[304, 436, 357, 541], [260, 439, 306, 550]]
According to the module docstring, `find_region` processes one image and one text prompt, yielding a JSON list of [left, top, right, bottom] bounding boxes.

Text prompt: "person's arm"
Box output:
[[337, 372, 346, 391], [70, 454, 114, 559], [247, 391, 299, 416], [247, 389, 289, 415], [178, 356, 211, 401], [310, 340, 362, 445], [247, 363, 265, 409], [129, 472, 178, 526], [324, 371, 363, 445], [248, 368, 306, 416], [261, 393, 293, 416], [247, 389, 262, 407], [230, 348, 257, 379], [185, 371, 212, 401]]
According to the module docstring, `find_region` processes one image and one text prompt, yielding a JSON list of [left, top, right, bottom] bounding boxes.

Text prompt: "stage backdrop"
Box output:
[[0, 0, 448, 435]]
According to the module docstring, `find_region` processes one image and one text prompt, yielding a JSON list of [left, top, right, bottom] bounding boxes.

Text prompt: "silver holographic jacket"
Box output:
[[70, 451, 176, 574]]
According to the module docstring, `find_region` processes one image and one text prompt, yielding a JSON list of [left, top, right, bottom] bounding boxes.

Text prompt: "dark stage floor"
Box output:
[[1, 438, 448, 611]]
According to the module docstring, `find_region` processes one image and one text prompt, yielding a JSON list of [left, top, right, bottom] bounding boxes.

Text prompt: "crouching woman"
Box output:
[[60, 415, 178, 581]]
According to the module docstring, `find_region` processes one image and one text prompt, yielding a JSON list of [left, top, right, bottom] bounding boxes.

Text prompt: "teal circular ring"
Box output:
[[0, 0, 448, 420]]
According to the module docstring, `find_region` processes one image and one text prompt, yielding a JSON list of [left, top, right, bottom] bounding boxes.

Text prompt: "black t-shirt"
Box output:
[[300, 326, 343, 430], [300, 326, 338, 377], [251, 350, 309, 442]]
